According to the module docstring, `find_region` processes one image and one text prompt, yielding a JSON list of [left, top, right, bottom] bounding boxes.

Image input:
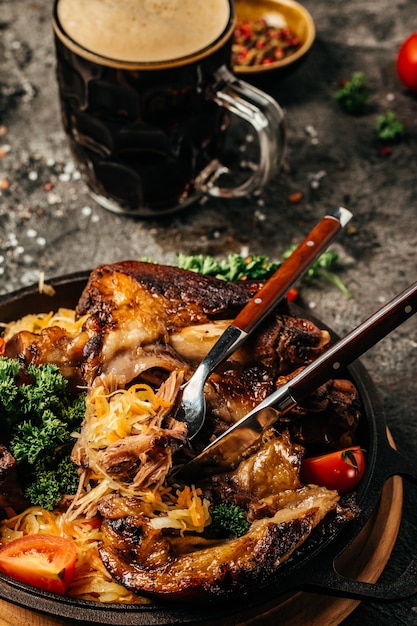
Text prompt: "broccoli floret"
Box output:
[[0, 357, 85, 509], [209, 503, 250, 538]]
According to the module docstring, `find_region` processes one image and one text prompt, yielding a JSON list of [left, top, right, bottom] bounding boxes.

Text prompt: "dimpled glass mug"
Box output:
[[52, 0, 286, 217]]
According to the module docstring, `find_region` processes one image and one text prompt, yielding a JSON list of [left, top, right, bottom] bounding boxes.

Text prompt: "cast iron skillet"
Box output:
[[0, 272, 417, 625]]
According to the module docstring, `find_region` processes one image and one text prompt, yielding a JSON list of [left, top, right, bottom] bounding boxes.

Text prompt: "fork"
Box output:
[[176, 206, 352, 439]]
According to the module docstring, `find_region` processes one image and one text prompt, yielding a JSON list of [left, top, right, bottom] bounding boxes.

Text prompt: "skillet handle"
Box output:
[[306, 559, 417, 601], [297, 441, 417, 601]]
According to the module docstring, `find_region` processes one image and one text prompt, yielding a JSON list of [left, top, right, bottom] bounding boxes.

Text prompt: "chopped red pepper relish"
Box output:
[[232, 17, 301, 67]]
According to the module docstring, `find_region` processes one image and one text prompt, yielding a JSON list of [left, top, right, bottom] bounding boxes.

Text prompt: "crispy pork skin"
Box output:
[[74, 261, 331, 401], [99, 485, 339, 600], [75, 261, 257, 385], [76, 261, 256, 321]]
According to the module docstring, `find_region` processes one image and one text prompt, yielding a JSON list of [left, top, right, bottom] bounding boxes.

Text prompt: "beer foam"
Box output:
[[57, 0, 230, 63]]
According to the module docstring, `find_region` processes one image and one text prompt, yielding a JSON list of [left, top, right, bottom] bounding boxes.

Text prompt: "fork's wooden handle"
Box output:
[[233, 209, 351, 333]]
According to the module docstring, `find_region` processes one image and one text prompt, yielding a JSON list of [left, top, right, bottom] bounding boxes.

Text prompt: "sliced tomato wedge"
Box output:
[[300, 446, 365, 494], [0, 534, 77, 594]]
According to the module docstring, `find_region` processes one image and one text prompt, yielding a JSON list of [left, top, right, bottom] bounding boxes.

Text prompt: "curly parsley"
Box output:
[[0, 358, 85, 510], [175, 249, 352, 298], [336, 71, 369, 114]]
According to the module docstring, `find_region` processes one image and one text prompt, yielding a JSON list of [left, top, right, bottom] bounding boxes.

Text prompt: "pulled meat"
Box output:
[[71, 370, 187, 491]]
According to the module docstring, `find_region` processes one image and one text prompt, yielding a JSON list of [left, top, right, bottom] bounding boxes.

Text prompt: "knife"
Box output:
[[178, 279, 417, 479]]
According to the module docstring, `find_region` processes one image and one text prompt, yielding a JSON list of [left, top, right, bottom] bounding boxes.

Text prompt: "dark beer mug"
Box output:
[[52, 0, 286, 217]]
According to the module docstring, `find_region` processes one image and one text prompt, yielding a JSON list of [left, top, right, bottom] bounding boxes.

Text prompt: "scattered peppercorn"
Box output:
[[232, 18, 301, 68], [379, 146, 392, 157], [287, 191, 303, 203]]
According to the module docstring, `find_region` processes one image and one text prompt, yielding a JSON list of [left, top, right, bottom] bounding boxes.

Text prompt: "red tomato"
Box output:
[[300, 446, 365, 494], [0, 534, 77, 594], [397, 32, 417, 92]]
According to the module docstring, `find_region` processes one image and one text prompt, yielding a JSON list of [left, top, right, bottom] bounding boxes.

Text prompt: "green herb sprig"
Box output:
[[0, 358, 85, 510], [374, 111, 406, 141], [175, 249, 352, 298], [336, 71, 369, 114]]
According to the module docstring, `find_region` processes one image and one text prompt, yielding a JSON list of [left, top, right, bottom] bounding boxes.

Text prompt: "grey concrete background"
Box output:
[[0, 0, 417, 624]]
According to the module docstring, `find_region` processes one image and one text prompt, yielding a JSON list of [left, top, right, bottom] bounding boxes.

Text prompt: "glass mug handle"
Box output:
[[196, 66, 286, 198]]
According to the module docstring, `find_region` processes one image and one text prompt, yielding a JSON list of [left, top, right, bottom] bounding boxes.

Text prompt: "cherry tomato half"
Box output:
[[0, 534, 77, 595], [397, 32, 417, 92], [300, 446, 365, 494]]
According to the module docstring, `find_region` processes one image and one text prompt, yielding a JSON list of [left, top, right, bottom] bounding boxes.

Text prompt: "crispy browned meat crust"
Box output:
[[74, 261, 332, 393], [276, 375, 362, 451], [4, 326, 87, 388], [74, 261, 259, 384], [76, 260, 256, 321], [99, 485, 339, 601]]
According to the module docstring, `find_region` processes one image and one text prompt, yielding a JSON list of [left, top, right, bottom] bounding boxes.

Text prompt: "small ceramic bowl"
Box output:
[[233, 0, 315, 79]]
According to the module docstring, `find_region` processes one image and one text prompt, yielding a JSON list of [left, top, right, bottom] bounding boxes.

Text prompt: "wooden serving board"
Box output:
[[0, 472, 403, 626]]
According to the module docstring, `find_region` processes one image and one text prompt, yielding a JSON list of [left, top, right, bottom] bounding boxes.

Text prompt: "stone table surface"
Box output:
[[0, 0, 417, 624]]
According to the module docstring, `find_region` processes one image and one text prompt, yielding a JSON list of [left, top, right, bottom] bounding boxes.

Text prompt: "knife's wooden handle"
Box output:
[[233, 211, 348, 333], [290, 280, 417, 403]]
